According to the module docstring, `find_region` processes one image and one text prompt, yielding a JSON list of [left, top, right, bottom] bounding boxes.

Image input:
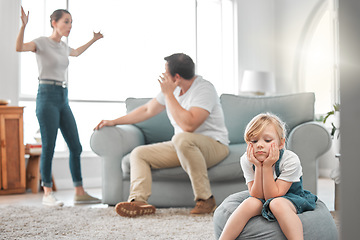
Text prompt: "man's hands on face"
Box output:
[[158, 72, 177, 96]]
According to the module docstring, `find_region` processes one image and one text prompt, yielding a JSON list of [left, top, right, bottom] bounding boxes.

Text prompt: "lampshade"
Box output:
[[240, 70, 276, 95]]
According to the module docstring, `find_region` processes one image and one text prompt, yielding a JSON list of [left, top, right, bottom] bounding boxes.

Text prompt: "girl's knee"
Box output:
[[269, 197, 296, 215], [269, 197, 283, 211], [239, 197, 263, 215], [244, 197, 263, 208]]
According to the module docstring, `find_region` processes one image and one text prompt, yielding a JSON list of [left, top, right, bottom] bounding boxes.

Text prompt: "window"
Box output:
[[19, 0, 236, 153], [67, 0, 196, 100], [299, 0, 339, 115], [197, 0, 236, 94]]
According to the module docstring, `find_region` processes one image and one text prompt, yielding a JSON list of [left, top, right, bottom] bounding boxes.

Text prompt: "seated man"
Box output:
[[94, 53, 229, 217]]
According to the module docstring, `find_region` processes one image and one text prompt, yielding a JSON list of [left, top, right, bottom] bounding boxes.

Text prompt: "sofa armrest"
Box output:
[[90, 124, 145, 158], [90, 125, 145, 204], [287, 122, 332, 195]]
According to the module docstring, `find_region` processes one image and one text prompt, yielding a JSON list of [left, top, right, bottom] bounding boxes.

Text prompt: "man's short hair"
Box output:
[[164, 53, 195, 80]]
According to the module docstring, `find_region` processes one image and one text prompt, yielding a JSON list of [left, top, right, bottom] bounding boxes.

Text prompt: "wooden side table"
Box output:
[[25, 145, 56, 193], [0, 106, 26, 195]]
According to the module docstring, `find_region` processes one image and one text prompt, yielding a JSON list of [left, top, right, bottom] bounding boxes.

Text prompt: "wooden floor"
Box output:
[[0, 178, 335, 210]]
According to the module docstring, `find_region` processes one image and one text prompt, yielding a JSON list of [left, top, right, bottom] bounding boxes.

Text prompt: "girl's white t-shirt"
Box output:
[[240, 149, 303, 184], [33, 37, 73, 82], [156, 75, 229, 145]]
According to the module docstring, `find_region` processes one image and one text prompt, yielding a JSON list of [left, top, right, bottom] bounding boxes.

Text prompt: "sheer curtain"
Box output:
[[299, 0, 339, 115], [68, 0, 196, 100]]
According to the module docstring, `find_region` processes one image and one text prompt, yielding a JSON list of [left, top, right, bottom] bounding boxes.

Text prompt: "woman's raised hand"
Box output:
[[20, 6, 29, 27], [93, 31, 104, 41]]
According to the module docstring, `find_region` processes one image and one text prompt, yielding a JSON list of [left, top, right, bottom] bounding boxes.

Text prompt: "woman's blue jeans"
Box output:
[[36, 84, 83, 188]]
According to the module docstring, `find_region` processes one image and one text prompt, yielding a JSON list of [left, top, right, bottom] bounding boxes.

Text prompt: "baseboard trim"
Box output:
[[54, 177, 102, 190]]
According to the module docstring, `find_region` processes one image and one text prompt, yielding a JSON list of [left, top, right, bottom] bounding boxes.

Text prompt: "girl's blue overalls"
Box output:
[[252, 149, 318, 221]]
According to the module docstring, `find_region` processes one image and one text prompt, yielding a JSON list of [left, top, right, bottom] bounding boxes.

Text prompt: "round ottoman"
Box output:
[[214, 191, 338, 240]]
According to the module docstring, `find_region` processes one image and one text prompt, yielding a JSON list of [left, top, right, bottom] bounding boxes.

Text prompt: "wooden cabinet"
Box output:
[[0, 106, 25, 194]]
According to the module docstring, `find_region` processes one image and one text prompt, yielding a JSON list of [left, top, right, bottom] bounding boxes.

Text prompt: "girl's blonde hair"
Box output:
[[244, 113, 286, 143]]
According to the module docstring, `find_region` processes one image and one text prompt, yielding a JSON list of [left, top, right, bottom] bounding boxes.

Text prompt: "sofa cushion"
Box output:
[[220, 93, 315, 144], [126, 98, 174, 144], [207, 143, 246, 181], [121, 143, 246, 182]]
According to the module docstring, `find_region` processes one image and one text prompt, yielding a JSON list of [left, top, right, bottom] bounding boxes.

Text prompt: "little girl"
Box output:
[[219, 113, 317, 240]]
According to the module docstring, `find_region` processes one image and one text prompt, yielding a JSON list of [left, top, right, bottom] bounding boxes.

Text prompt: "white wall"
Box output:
[[274, 0, 326, 94], [236, 0, 327, 94], [51, 155, 102, 190], [0, 0, 21, 106], [237, 0, 326, 94], [236, 0, 336, 177], [236, 0, 275, 80], [274, 0, 336, 176], [339, 0, 360, 238]]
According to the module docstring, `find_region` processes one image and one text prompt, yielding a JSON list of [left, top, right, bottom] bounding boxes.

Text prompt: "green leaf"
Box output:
[[330, 122, 337, 138], [323, 110, 335, 123]]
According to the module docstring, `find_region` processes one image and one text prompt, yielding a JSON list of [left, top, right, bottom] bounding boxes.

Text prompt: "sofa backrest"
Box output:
[[220, 93, 315, 144], [126, 98, 174, 144], [126, 93, 315, 145]]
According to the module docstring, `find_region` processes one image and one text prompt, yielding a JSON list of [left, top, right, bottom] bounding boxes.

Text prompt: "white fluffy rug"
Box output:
[[0, 206, 215, 239]]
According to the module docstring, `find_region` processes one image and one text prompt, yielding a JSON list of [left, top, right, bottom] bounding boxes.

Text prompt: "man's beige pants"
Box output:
[[128, 132, 229, 203]]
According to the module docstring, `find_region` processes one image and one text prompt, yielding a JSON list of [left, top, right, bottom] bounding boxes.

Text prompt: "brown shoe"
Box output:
[[115, 201, 156, 217], [190, 196, 216, 214]]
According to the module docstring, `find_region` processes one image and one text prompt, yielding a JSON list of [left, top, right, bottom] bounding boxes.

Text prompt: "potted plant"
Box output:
[[322, 103, 340, 210], [322, 103, 340, 139]]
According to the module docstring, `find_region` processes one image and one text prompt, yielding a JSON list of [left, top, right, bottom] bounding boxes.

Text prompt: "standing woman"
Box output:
[[16, 7, 103, 206]]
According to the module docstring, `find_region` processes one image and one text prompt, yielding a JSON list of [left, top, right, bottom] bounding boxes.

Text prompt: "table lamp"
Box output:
[[240, 70, 275, 95]]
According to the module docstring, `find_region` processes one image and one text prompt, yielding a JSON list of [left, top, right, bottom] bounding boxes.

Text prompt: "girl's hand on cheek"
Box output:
[[247, 143, 261, 167], [263, 143, 279, 167]]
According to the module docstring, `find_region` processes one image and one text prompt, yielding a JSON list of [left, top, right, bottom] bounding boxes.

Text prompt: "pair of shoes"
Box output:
[[115, 201, 156, 217], [74, 192, 101, 204], [42, 192, 64, 207], [190, 196, 216, 214]]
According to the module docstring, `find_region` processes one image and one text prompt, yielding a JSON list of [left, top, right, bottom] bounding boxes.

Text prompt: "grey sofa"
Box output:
[[90, 92, 331, 206]]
